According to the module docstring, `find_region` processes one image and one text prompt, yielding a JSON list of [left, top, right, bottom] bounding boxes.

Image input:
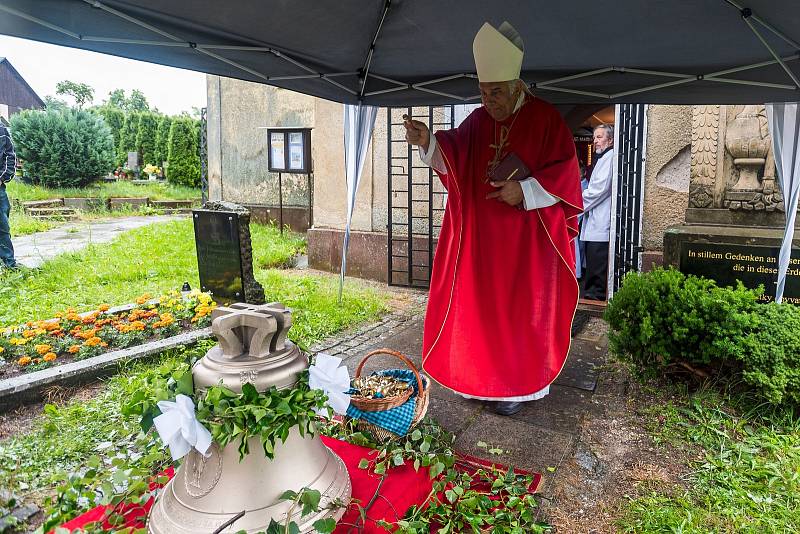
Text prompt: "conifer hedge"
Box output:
[[10, 108, 115, 187], [166, 117, 200, 187]]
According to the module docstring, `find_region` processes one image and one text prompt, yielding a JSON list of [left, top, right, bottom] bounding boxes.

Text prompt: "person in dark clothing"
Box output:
[[0, 123, 18, 269]]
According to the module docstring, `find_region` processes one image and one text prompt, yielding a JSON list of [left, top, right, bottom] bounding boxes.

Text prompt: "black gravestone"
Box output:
[[193, 202, 265, 305], [679, 241, 800, 304]]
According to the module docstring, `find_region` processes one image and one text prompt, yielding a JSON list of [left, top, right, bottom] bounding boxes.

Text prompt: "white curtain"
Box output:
[[340, 103, 378, 301], [766, 102, 800, 303]]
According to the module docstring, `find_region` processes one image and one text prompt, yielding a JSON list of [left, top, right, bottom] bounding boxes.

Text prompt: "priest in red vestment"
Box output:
[[404, 21, 583, 415]]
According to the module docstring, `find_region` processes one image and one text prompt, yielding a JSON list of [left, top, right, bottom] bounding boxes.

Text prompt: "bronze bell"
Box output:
[[148, 302, 351, 533]]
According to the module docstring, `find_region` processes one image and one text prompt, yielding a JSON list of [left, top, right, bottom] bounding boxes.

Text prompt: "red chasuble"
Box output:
[[422, 96, 583, 399]]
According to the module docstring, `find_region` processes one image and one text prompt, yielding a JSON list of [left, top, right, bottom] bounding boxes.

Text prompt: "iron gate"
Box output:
[[609, 103, 648, 294], [387, 106, 454, 287]]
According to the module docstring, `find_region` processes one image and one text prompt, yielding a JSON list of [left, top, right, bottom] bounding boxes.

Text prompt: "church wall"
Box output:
[[641, 105, 691, 269]]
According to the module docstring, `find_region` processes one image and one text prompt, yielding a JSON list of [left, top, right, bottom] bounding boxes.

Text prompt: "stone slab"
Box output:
[[455, 411, 575, 475], [0, 328, 212, 411], [553, 339, 606, 392], [108, 197, 149, 210], [427, 396, 484, 438], [505, 385, 593, 435], [63, 197, 105, 211]]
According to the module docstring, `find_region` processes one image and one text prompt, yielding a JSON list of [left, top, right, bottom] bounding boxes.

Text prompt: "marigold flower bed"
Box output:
[[0, 290, 216, 380]]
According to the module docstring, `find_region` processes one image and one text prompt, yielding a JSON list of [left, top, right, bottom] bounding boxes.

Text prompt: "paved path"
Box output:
[[13, 215, 185, 268], [310, 291, 607, 490]]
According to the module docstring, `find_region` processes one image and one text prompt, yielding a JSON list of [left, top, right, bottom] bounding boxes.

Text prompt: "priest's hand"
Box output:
[[487, 181, 524, 207], [403, 114, 430, 152]]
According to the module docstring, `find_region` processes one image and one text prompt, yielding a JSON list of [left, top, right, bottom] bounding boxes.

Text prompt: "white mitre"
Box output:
[[473, 21, 524, 82]]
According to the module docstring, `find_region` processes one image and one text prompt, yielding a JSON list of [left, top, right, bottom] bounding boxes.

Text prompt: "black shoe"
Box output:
[[495, 401, 524, 416]]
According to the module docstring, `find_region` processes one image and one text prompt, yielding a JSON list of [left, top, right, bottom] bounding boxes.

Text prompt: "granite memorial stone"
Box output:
[[193, 201, 265, 305]]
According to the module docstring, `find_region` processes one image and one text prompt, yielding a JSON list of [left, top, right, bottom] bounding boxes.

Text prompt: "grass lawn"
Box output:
[[618, 386, 800, 533], [7, 179, 200, 203], [0, 218, 382, 349]]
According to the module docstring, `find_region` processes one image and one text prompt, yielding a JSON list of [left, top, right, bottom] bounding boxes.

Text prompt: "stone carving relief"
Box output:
[[722, 105, 781, 212], [689, 105, 784, 214], [689, 106, 719, 208]]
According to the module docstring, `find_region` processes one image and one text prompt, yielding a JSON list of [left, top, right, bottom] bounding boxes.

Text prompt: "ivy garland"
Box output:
[[122, 362, 329, 461]]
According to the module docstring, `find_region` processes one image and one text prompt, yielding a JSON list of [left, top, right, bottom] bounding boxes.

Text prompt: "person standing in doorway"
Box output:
[[0, 123, 17, 270], [581, 124, 614, 300]]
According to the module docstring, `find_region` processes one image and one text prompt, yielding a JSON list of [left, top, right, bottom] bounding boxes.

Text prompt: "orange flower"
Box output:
[[135, 293, 152, 305], [68, 345, 81, 354], [43, 352, 57, 362], [34, 344, 52, 355], [22, 330, 37, 339], [66, 313, 81, 322], [17, 356, 32, 366], [83, 336, 108, 348], [98, 304, 110, 312]]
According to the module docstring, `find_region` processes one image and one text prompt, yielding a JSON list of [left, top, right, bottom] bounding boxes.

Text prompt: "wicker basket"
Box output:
[[350, 349, 423, 412], [349, 348, 430, 442]]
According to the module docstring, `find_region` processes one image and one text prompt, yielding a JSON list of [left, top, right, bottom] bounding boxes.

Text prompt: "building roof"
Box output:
[[0, 57, 46, 109]]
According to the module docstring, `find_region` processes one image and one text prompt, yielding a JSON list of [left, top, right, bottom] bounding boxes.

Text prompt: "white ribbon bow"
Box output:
[[308, 353, 351, 417], [153, 394, 213, 461]]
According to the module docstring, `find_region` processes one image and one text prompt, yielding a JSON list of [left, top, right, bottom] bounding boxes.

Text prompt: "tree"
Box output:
[[104, 89, 151, 113], [55, 80, 94, 108], [135, 112, 159, 167], [166, 117, 200, 187], [107, 89, 127, 109], [95, 106, 125, 158], [118, 112, 141, 167], [10, 108, 114, 187], [43, 95, 69, 112], [127, 90, 150, 113], [154, 115, 173, 166]]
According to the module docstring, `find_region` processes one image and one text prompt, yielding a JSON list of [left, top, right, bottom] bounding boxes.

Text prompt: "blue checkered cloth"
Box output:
[[346, 370, 421, 437]]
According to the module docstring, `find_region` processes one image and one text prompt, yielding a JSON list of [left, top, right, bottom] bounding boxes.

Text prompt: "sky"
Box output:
[[0, 35, 206, 115]]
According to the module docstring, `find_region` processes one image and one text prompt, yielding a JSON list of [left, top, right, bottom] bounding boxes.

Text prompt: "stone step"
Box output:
[[63, 197, 105, 211], [150, 199, 196, 209], [21, 198, 64, 209], [160, 208, 194, 215], [30, 213, 80, 221], [25, 206, 78, 216], [108, 197, 149, 210]]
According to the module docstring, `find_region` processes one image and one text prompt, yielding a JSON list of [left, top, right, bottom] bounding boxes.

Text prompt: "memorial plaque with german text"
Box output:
[[679, 242, 800, 304], [193, 210, 244, 304]]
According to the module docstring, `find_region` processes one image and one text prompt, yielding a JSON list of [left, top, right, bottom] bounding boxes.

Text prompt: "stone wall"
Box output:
[[641, 105, 692, 268], [206, 76, 314, 208]]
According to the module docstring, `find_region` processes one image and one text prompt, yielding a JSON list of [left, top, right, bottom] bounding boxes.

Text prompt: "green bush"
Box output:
[[715, 303, 800, 405], [166, 117, 200, 187], [9, 108, 115, 187], [118, 111, 140, 166], [606, 268, 800, 405], [136, 112, 159, 167], [154, 115, 172, 167]]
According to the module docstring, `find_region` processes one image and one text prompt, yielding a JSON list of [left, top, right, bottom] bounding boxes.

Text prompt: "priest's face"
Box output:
[[479, 81, 521, 122]]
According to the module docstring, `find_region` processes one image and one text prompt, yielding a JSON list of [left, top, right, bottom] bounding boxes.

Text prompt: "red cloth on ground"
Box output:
[[57, 438, 433, 533], [423, 96, 583, 399]]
